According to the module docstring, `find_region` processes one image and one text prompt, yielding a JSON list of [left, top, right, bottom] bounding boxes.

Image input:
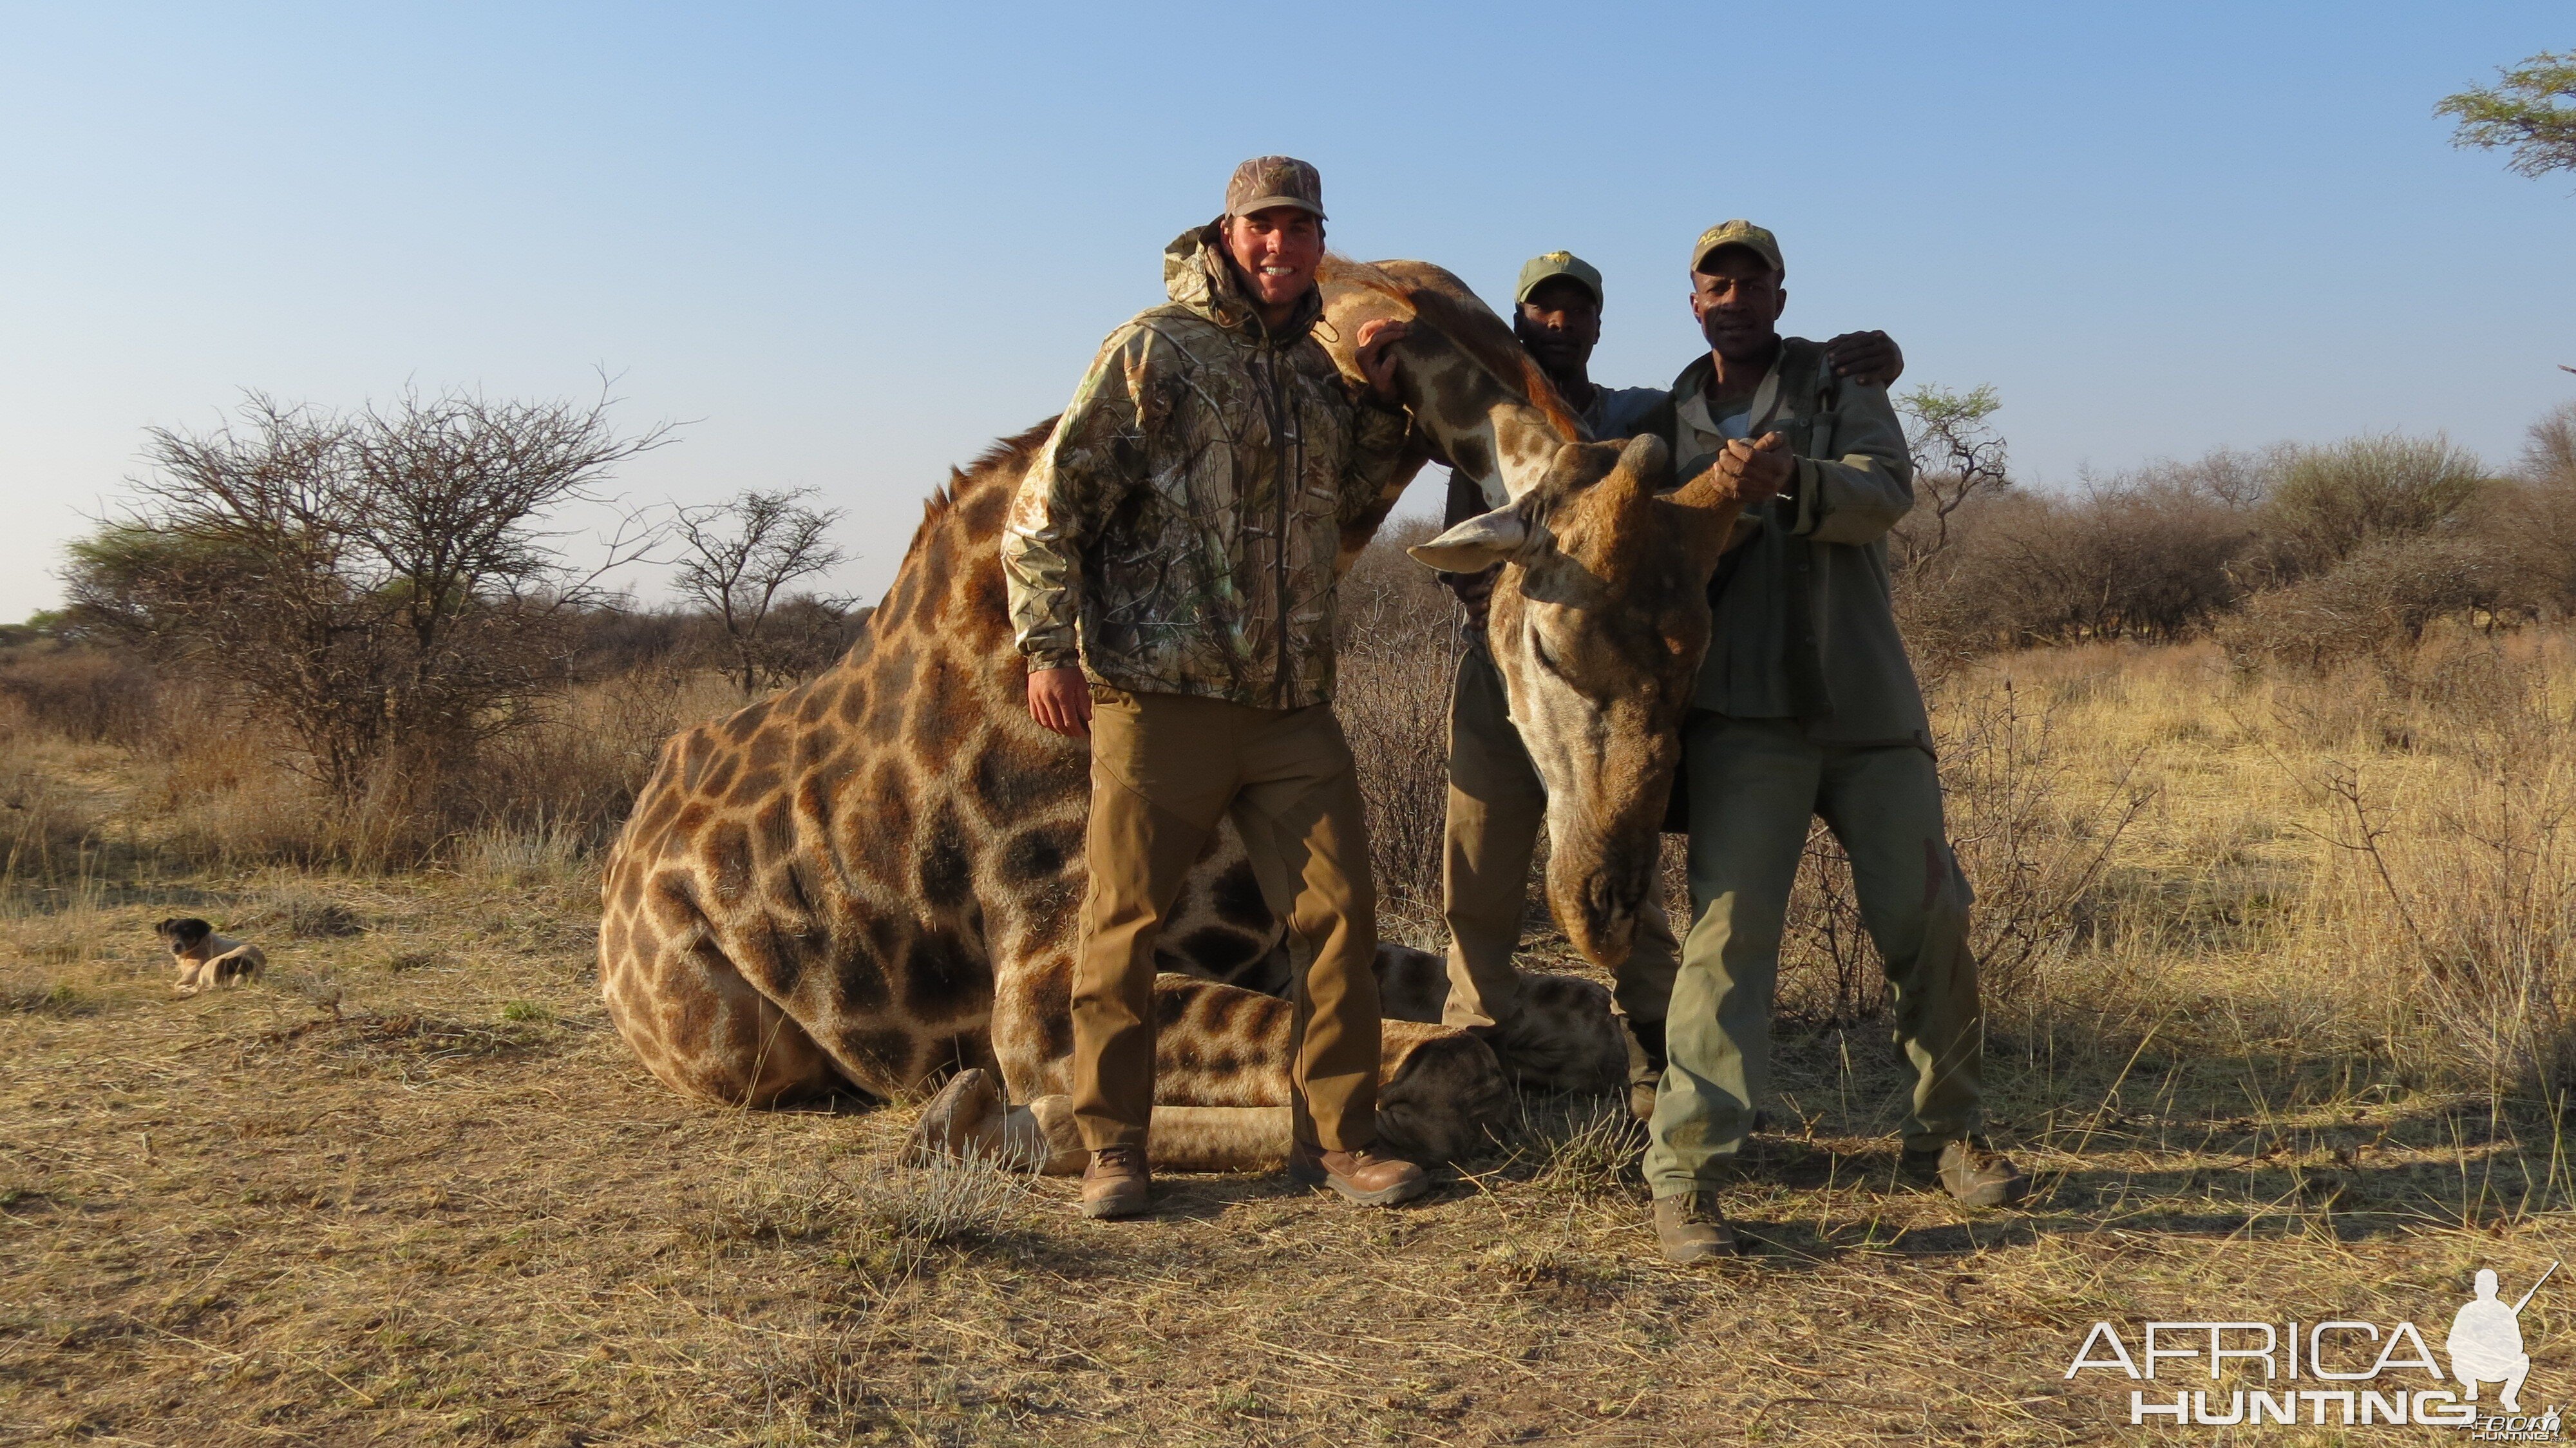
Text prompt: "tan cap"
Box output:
[[1514, 251, 1604, 305], [1689, 219, 1785, 277], [1225, 155, 1325, 220]]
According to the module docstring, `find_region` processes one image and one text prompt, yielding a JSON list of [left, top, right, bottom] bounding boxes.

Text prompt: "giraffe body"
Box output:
[[598, 258, 1716, 1164]]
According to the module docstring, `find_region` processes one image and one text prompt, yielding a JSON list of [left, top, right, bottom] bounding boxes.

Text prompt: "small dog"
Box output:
[[156, 917, 265, 996]]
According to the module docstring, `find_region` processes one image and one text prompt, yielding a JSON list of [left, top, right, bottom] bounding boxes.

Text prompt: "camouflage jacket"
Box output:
[[1002, 225, 1413, 708]]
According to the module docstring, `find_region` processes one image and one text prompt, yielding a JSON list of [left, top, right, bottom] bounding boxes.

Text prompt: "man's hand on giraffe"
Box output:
[[1027, 665, 1093, 738], [1822, 330, 1904, 389], [1354, 318, 1412, 403], [1718, 432, 1795, 510]]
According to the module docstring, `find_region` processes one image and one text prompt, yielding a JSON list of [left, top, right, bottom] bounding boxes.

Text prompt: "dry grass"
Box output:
[[5, 636, 2575, 1444]]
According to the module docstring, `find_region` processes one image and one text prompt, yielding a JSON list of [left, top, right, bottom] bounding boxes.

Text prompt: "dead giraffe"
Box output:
[[596, 257, 1742, 1170]]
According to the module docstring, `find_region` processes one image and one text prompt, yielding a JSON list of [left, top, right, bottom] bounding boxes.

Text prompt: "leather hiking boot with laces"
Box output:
[[1901, 1138, 2030, 1208], [1286, 1141, 1430, 1206], [1653, 1191, 1741, 1262], [1080, 1143, 1151, 1220]]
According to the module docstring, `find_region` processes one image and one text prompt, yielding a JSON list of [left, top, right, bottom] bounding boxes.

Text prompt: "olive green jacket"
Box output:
[[1656, 339, 1931, 750], [1001, 225, 1413, 709]]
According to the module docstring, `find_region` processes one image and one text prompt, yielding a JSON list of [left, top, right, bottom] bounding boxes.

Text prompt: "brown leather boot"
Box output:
[[1652, 1190, 1740, 1262], [1079, 1143, 1151, 1220], [1286, 1140, 1430, 1206], [1900, 1138, 2029, 1208]]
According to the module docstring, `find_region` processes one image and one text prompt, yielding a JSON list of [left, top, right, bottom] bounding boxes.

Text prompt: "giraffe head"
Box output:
[[1418, 444, 1741, 967], [1316, 258, 1744, 969]]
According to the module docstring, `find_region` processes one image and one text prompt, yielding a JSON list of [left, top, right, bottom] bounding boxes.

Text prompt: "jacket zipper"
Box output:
[[1262, 330, 1293, 709]]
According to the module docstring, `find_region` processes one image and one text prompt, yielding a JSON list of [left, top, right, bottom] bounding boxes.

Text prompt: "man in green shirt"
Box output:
[[1645, 221, 2028, 1264]]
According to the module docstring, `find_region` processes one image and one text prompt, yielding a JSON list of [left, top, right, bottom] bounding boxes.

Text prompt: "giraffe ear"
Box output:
[[1410, 504, 1530, 573], [1658, 464, 1750, 584]]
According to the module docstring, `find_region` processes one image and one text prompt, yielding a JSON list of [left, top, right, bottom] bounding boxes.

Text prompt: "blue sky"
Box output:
[[3, 2, 2570, 619]]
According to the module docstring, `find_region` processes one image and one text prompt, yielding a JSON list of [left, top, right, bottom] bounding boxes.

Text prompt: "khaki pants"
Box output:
[[1440, 641, 1681, 1033], [1073, 685, 1383, 1154], [1644, 714, 1984, 1196]]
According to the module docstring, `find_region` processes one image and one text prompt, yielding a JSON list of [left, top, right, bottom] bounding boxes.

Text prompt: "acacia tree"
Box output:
[[1891, 382, 2009, 578], [670, 488, 853, 694], [2440, 50, 2576, 182], [64, 388, 668, 799]]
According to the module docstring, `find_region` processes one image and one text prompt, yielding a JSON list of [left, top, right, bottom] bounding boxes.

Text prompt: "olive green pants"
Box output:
[[1072, 685, 1382, 1155], [1644, 714, 1984, 1197], [1439, 641, 1681, 1032]]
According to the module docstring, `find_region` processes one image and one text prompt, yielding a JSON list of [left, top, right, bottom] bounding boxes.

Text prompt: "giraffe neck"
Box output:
[[1318, 256, 1584, 506]]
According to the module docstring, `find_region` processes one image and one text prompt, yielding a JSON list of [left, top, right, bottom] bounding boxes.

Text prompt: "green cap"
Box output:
[[1689, 219, 1785, 277], [1225, 155, 1326, 220], [1514, 250, 1604, 306]]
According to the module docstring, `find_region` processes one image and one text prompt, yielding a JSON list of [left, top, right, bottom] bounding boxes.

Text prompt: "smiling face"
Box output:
[[1412, 436, 1745, 966], [1224, 206, 1325, 316], [1688, 247, 1787, 364]]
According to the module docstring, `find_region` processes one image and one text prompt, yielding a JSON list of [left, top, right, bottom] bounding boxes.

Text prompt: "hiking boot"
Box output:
[[1652, 1191, 1741, 1262], [1286, 1141, 1431, 1206], [1080, 1143, 1151, 1220], [1901, 1138, 2030, 1208]]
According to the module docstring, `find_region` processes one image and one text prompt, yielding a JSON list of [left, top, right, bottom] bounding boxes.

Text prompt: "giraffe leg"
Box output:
[[604, 911, 847, 1109]]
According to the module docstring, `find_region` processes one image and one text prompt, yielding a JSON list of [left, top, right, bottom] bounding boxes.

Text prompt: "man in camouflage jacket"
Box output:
[[1002, 156, 1425, 1220]]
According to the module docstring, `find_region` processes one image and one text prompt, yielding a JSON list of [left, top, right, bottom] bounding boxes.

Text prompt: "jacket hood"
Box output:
[[1164, 222, 1323, 342]]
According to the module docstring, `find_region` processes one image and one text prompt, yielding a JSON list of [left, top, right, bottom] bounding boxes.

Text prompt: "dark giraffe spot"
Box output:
[[971, 730, 1055, 818], [929, 1031, 983, 1077], [615, 866, 645, 911], [677, 731, 717, 791], [902, 928, 984, 1023], [849, 1028, 916, 1083], [728, 768, 781, 807], [796, 682, 833, 725], [869, 652, 915, 731], [1171, 926, 1263, 976], [748, 729, 787, 772], [961, 569, 1012, 644], [837, 677, 872, 723], [832, 954, 889, 1013], [723, 701, 772, 743], [917, 803, 971, 911], [634, 788, 682, 843], [701, 756, 740, 799], [958, 482, 1007, 537], [1212, 861, 1271, 928], [918, 529, 956, 617], [911, 654, 963, 741], [706, 820, 753, 904], [1001, 825, 1072, 882], [1209, 1051, 1242, 1077], [672, 801, 713, 841]]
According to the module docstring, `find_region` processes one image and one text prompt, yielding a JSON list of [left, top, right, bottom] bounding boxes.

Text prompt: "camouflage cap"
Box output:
[[1689, 219, 1785, 278], [1225, 155, 1325, 220], [1514, 251, 1604, 306]]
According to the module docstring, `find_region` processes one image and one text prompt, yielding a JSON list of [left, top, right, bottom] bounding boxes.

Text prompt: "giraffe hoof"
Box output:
[[904, 1067, 1006, 1165]]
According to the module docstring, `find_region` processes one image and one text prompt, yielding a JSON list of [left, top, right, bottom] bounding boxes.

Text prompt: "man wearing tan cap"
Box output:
[[1643, 220, 2027, 1264], [1437, 247, 1905, 1122], [1002, 157, 1428, 1220]]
